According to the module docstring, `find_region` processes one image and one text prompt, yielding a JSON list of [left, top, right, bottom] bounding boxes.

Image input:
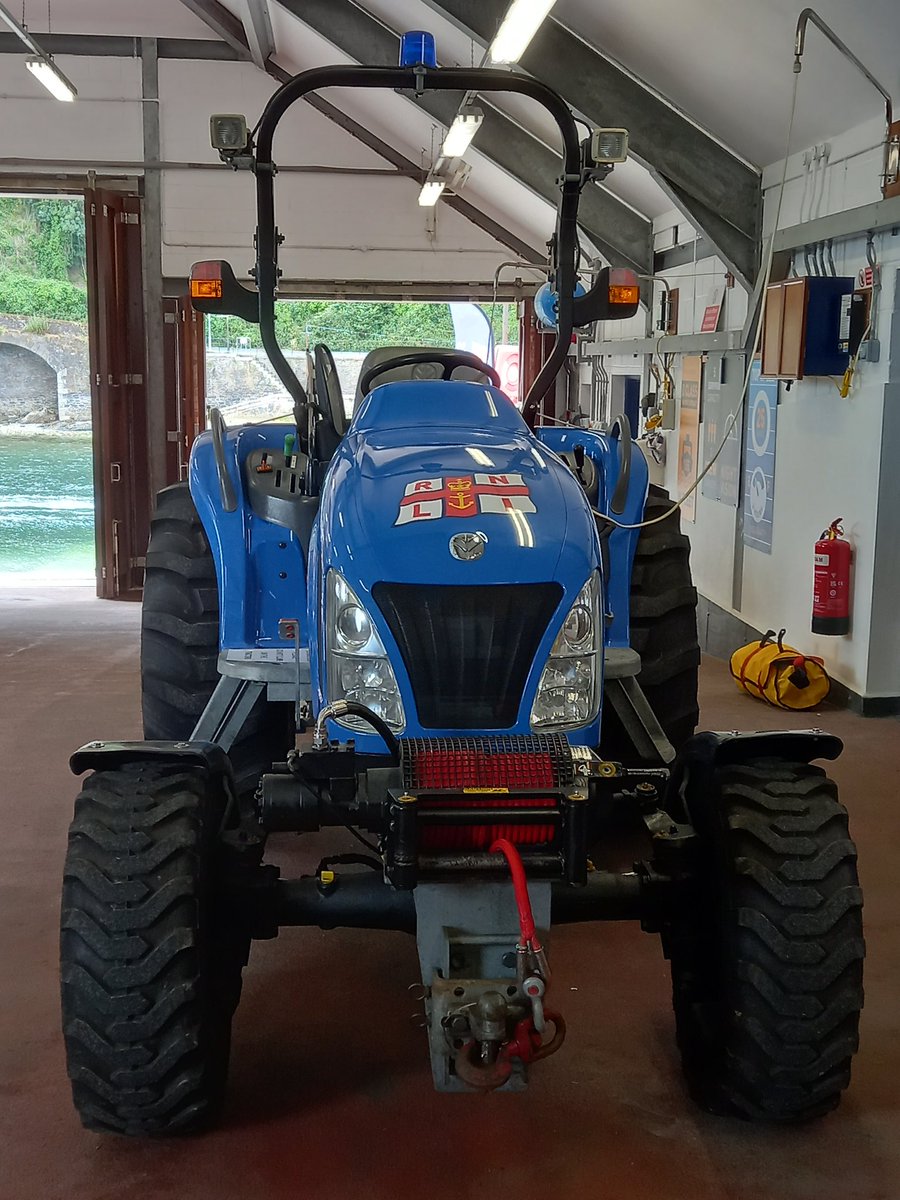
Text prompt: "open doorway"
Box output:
[[0, 194, 93, 585], [203, 299, 519, 425]]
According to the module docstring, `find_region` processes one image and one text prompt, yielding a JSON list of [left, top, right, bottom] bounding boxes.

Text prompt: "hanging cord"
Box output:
[[594, 68, 801, 532]]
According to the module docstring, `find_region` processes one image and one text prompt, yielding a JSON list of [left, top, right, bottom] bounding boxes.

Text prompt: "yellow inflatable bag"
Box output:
[[729, 628, 831, 711]]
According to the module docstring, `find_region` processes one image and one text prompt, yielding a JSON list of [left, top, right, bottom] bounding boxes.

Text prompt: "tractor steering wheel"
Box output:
[[358, 349, 501, 398], [314, 343, 349, 438]]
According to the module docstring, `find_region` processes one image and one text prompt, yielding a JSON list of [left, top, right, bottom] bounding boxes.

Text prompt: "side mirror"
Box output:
[[189, 260, 259, 324], [572, 267, 641, 324]]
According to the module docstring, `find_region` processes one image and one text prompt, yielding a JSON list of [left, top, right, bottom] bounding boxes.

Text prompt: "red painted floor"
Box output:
[[1, 585, 897, 1200]]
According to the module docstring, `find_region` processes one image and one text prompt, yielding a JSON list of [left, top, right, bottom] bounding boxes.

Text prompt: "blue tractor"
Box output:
[[60, 52, 863, 1134]]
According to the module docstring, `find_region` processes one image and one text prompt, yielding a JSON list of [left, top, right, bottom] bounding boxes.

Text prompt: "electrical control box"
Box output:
[[838, 291, 869, 356], [761, 276, 854, 380]]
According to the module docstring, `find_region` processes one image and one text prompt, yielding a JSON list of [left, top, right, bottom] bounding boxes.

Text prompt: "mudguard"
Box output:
[[69, 739, 237, 793], [666, 729, 843, 812], [535, 426, 648, 651], [190, 424, 311, 653]]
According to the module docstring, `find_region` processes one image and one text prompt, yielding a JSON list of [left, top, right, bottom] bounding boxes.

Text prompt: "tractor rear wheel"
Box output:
[[665, 758, 864, 1122], [60, 761, 247, 1135], [141, 483, 293, 797], [601, 484, 699, 761]]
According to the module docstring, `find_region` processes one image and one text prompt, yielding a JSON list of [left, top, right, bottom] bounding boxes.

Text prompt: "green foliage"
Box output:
[[207, 299, 513, 353], [24, 316, 50, 335], [0, 197, 87, 320], [0, 272, 87, 320]]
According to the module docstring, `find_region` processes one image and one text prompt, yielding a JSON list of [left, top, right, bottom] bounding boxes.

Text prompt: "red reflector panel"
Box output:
[[411, 749, 557, 850], [420, 822, 554, 850]]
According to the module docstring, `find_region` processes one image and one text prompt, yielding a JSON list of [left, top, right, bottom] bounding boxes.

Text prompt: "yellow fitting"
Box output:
[[319, 869, 335, 884]]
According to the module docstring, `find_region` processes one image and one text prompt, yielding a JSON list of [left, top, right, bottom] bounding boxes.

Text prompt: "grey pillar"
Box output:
[[140, 38, 167, 500]]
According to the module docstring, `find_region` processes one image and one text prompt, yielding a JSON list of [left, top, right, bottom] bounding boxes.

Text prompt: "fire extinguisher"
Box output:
[[812, 519, 851, 635]]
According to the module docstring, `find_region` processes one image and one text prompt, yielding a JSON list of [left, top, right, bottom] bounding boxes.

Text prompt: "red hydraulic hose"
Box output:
[[490, 836, 538, 947]]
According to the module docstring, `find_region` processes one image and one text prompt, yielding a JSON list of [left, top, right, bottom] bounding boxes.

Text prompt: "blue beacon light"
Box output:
[[399, 30, 437, 67]]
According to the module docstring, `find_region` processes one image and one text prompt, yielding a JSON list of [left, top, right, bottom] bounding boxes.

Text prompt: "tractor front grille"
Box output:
[[371, 583, 562, 729]]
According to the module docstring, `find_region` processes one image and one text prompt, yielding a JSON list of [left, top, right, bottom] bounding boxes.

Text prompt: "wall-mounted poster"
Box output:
[[742, 359, 779, 554], [701, 354, 742, 507], [677, 355, 702, 522]]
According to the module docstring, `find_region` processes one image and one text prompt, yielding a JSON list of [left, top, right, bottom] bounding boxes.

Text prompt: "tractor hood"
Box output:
[[307, 380, 605, 749], [316, 380, 599, 593]]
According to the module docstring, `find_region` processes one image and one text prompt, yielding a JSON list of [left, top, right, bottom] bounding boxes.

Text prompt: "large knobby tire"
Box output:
[[141, 483, 293, 797], [601, 485, 700, 761], [666, 758, 864, 1122], [60, 761, 246, 1135]]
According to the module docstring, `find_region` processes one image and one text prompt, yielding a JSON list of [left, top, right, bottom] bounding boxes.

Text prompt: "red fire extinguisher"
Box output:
[[812, 519, 851, 635]]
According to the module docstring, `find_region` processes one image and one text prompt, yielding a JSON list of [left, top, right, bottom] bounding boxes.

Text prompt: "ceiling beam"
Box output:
[[238, 0, 275, 70], [177, 0, 248, 56], [423, 0, 761, 287], [177, 0, 545, 264], [0, 32, 243, 59], [273, 0, 652, 276]]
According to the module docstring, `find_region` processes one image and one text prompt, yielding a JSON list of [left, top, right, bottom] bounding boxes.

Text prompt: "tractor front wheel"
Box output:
[[665, 758, 864, 1122], [141, 482, 293, 797], [60, 761, 247, 1135]]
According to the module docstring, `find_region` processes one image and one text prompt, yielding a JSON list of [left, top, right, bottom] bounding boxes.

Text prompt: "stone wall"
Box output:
[[0, 321, 369, 431], [206, 350, 366, 423], [0, 315, 91, 426]]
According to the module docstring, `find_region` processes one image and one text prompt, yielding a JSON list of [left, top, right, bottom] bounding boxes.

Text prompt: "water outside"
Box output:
[[0, 435, 94, 583]]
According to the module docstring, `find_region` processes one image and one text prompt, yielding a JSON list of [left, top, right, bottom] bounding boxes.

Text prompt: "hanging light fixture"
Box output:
[[24, 55, 76, 101], [417, 178, 446, 207], [488, 0, 558, 64], [0, 0, 77, 101], [440, 106, 484, 158]]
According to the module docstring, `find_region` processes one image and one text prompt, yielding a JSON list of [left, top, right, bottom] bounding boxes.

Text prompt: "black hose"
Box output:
[[338, 701, 401, 764]]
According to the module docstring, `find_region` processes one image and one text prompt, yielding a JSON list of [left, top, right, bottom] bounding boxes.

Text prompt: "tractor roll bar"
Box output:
[[253, 65, 583, 429]]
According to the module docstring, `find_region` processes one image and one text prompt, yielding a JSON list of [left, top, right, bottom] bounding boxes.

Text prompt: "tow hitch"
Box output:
[[444, 838, 566, 1091]]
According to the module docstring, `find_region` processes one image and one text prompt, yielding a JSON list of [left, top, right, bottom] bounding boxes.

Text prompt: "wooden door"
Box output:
[[162, 296, 206, 484], [84, 189, 150, 600]]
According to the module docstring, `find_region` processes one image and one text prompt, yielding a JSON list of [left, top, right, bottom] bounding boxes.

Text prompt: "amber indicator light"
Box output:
[[608, 284, 640, 305], [191, 278, 223, 299]]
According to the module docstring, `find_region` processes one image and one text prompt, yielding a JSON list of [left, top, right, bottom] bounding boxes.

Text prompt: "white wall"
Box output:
[[643, 115, 899, 697], [0, 52, 534, 285]]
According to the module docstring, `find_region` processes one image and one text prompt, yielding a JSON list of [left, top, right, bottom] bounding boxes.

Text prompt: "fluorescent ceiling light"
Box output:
[[489, 0, 558, 64], [25, 56, 77, 102], [440, 107, 484, 158], [418, 179, 446, 206]]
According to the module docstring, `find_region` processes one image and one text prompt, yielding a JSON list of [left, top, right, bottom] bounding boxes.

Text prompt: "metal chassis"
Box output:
[[69, 726, 842, 1090], [69, 727, 843, 940]]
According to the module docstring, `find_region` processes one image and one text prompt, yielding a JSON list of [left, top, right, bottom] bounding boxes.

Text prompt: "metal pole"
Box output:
[[140, 38, 168, 501]]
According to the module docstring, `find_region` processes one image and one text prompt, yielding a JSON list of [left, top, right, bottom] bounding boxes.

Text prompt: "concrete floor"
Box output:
[[1, 584, 898, 1200]]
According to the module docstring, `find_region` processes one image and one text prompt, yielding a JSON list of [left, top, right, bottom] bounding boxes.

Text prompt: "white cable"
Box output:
[[593, 68, 801, 532], [801, 151, 816, 225]]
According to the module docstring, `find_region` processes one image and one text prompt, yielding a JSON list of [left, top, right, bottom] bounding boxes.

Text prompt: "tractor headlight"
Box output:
[[530, 574, 601, 731], [327, 571, 405, 732]]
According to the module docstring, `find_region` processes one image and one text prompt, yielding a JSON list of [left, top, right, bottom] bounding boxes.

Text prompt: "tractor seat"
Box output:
[[353, 346, 495, 414]]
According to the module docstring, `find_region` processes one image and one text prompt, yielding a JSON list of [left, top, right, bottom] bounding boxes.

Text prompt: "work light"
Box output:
[[209, 114, 249, 153], [591, 128, 629, 164]]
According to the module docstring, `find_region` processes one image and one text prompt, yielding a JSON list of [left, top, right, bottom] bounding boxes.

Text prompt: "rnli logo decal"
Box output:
[[394, 473, 537, 525]]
